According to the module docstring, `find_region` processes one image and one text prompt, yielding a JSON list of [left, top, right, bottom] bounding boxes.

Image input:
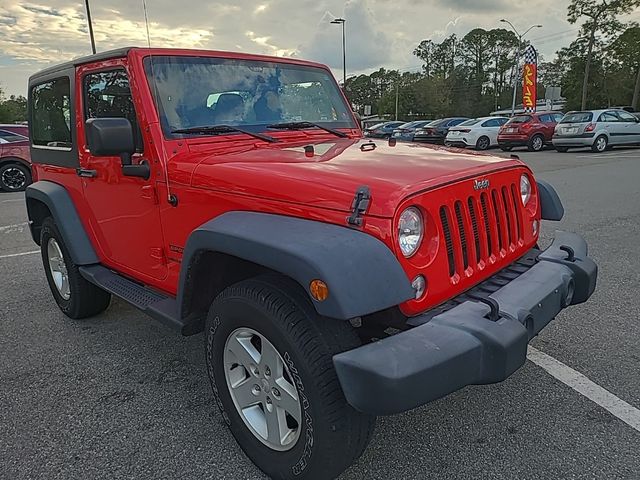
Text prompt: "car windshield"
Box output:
[[507, 115, 532, 124], [144, 56, 356, 137], [560, 112, 593, 123], [458, 118, 482, 126]]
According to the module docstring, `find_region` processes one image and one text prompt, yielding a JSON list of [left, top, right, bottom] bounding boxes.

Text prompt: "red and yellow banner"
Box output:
[[522, 45, 538, 113]]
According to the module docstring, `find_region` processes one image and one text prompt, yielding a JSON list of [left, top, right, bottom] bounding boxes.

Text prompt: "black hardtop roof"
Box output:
[[29, 47, 133, 83]]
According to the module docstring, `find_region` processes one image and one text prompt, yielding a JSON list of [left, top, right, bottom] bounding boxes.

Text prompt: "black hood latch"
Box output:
[[346, 186, 371, 227]]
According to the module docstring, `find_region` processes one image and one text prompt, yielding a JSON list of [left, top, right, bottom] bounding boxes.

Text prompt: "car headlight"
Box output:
[[520, 174, 531, 206], [398, 207, 423, 257]]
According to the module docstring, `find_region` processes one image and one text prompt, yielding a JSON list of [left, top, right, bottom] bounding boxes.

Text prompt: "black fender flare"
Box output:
[[25, 181, 99, 265], [537, 180, 564, 221], [178, 212, 414, 320]]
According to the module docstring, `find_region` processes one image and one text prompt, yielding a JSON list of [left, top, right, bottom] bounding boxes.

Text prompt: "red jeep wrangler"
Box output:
[[25, 48, 597, 480]]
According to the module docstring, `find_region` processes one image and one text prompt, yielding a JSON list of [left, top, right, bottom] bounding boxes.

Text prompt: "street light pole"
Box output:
[[84, 0, 96, 54], [331, 18, 346, 87], [500, 20, 542, 116]]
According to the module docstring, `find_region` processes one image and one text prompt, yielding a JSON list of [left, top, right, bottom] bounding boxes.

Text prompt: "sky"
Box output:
[[1, 0, 639, 97]]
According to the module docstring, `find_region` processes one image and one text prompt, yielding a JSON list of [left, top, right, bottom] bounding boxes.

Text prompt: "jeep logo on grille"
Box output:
[[473, 179, 490, 190]]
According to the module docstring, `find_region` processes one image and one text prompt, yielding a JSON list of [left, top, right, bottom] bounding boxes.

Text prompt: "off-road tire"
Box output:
[[205, 275, 375, 480], [528, 134, 545, 152], [40, 218, 111, 319], [592, 135, 608, 153], [0, 161, 31, 192], [475, 136, 491, 151]]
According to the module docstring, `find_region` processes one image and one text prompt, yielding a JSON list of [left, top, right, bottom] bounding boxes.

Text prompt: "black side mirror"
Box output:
[[85, 118, 149, 179], [85, 117, 135, 165]]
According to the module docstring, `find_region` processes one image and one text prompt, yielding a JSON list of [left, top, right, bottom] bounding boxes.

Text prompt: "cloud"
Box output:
[[2, 0, 636, 96], [297, 0, 393, 73]]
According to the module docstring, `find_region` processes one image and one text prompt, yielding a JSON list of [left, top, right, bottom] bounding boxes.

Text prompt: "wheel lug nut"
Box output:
[[264, 367, 271, 377], [266, 396, 272, 405], [252, 384, 261, 395], [272, 388, 280, 398]]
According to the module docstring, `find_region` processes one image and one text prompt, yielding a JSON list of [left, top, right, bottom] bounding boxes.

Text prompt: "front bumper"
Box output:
[[333, 231, 597, 415]]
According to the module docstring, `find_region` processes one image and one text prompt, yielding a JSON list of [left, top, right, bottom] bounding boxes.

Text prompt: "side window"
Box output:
[[599, 112, 619, 122], [0, 130, 28, 143], [84, 69, 143, 152], [553, 113, 564, 123], [617, 111, 637, 123], [31, 77, 72, 149], [539, 114, 551, 123]]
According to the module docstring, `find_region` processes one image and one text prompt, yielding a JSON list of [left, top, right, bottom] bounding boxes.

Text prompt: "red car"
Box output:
[[25, 48, 596, 480], [498, 112, 564, 152], [0, 139, 32, 192]]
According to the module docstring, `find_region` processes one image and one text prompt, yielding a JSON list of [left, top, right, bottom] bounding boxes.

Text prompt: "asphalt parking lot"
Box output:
[[1, 146, 640, 480]]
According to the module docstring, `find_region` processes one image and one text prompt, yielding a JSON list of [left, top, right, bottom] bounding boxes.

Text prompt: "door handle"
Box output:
[[76, 168, 98, 178]]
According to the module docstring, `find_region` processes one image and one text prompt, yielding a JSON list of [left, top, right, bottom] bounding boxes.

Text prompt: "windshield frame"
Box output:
[[143, 55, 357, 140]]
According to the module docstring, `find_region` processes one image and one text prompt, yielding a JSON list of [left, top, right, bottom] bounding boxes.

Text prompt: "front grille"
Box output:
[[440, 184, 524, 278]]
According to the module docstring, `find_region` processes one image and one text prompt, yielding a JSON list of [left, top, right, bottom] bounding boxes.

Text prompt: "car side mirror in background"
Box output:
[[85, 118, 149, 179]]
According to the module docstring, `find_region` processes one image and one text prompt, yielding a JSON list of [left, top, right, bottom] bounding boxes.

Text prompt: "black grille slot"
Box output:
[[440, 206, 456, 277], [454, 201, 469, 269], [468, 197, 481, 263], [480, 193, 493, 256], [491, 190, 504, 250], [501, 187, 513, 246]]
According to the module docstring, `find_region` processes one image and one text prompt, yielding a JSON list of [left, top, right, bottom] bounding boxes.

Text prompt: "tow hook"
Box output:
[[559, 245, 576, 262]]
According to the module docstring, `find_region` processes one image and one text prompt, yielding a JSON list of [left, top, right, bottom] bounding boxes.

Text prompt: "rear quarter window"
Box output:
[[507, 115, 532, 124], [31, 77, 72, 150]]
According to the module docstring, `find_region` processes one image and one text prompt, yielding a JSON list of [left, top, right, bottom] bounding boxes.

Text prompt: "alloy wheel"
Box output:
[[1, 166, 26, 190], [223, 327, 302, 451], [47, 238, 71, 300]]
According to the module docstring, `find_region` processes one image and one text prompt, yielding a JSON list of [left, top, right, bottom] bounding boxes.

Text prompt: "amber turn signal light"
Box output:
[[309, 280, 329, 302]]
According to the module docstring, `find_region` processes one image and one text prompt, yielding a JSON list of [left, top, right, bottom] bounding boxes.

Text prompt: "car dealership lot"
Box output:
[[1, 146, 639, 480]]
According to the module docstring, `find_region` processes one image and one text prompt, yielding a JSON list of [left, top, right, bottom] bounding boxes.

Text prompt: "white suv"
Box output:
[[553, 109, 640, 153]]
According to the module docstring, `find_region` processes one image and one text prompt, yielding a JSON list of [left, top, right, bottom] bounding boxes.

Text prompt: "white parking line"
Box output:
[[0, 250, 39, 260], [528, 346, 640, 433], [0, 222, 28, 233]]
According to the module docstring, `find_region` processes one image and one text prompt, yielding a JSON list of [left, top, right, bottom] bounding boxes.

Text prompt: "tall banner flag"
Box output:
[[523, 45, 538, 113]]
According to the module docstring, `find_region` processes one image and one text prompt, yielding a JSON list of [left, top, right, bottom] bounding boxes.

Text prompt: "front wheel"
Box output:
[[592, 135, 608, 153], [0, 162, 31, 192], [205, 275, 375, 480]]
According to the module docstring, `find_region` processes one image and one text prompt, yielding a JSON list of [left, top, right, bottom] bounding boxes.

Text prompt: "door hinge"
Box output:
[[346, 186, 371, 227]]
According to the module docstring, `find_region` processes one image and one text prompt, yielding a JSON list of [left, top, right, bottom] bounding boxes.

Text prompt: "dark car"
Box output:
[[413, 117, 469, 144], [392, 120, 433, 142], [498, 112, 563, 152], [0, 139, 32, 192], [364, 121, 405, 138], [0, 124, 29, 143]]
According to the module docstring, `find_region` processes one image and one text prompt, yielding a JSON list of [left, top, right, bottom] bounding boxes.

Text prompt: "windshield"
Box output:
[[144, 56, 356, 137], [560, 112, 593, 124]]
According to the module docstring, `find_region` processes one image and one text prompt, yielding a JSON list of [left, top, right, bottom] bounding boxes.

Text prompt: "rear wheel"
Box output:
[[0, 162, 31, 192], [528, 134, 545, 152], [40, 218, 111, 319], [592, 135, 608, 152], [475, 136, 491, 150], [205, 275, 375, 480]]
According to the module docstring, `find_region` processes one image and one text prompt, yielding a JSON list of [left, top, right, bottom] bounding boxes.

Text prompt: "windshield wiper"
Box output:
[[267, 121, 348, 138], [171, 125, 278, 143]]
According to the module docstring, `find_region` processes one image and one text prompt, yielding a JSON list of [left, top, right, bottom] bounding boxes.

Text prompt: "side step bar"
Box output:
[[79, 265, 188, 333]]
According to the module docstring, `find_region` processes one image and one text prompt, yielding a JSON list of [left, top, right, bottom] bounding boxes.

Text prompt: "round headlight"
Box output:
[[398, 207, 423, 257], [520, 174, 532, 206]]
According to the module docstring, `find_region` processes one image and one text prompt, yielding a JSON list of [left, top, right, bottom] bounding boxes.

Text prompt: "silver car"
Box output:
[[552, 109, 640, 153]]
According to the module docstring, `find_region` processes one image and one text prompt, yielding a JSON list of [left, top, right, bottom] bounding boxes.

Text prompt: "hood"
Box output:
[[187, 137, 523, 217]]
